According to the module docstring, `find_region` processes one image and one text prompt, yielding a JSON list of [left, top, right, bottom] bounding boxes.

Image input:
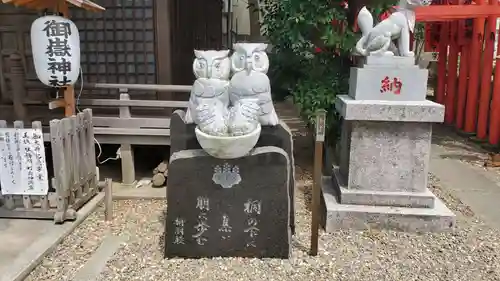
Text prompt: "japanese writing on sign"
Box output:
[[218, 214, 232, 240], [315, 110, 326, 142], [43, 20, 73, 87], [173, 217, 186, 245], [192, 196, 210, 245], [169, 197, 266, 247], [379, 76, 403, 95], [0, 128, 49, 195], [244, 199, 262, 248]]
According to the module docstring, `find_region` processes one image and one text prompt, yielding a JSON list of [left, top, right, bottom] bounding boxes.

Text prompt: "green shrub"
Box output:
[[261, 0, 393, 141]]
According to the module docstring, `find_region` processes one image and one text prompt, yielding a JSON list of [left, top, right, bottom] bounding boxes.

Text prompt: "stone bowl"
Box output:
[[194, 124, 261, 159]]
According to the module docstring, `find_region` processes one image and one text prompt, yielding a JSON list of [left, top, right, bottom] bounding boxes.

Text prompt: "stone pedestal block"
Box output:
[[336, 95, 444, 193], [336, 95, 445, 122], [348, 64, 428, 101], [321, 175, 456, 232], [322, 94, 455, 232], [343, 121, 432, 192], [165, 146, 291, 259]]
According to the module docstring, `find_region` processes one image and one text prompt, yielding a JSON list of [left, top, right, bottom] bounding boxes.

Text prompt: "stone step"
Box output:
[[332, 167, 435, 208], [321, 176, 456, 233], [73, 234, 128, 281]]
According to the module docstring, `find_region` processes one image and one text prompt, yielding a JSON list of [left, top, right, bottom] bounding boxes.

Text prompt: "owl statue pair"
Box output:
[[184, 43, 279, 137]]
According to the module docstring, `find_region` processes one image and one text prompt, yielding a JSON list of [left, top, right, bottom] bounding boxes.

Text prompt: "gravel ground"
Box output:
[[24, 121, 500, 281], [25, 175, 500, 280]]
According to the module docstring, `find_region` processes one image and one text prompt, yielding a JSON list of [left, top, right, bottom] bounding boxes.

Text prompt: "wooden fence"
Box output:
[[75, 86, 190, 186], [0, 109, 99, 223]]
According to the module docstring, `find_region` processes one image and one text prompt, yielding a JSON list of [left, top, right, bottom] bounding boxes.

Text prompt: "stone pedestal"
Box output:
[[322, 57, 455, 233], [165, 147, 291, 258]]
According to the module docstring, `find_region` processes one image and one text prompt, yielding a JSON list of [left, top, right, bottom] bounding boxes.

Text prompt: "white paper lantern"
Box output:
[[31, 15, 80, 88]]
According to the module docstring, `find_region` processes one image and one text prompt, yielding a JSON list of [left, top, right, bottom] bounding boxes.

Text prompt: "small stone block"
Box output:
[[336, 95, 445, 122], [364, 55, 417, 67], [348, 66, 428, 101], [165, 146, 291, 259], [333, 167, 435, 208], [321, 177, 456, 233]]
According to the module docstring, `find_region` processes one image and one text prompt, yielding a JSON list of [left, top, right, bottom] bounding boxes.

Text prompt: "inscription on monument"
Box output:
[[379, 76, 403, 95], [165, 147, 291, 258]]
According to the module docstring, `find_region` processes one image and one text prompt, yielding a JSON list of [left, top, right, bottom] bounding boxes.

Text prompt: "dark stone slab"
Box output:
[[170, 110, 200, 155], [170, 109, 296, 234], [258, 122, 295, 235], [165, 146, 291, 259]]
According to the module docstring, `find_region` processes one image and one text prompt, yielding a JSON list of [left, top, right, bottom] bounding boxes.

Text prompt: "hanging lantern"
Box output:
[[30, 15, 80, 88]]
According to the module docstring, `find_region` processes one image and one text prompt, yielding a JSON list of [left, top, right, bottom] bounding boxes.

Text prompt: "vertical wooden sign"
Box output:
[[310, 109, 326, 256]]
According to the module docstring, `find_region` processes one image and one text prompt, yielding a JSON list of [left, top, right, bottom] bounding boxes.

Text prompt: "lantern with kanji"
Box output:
[[31, 15, 80, 88]]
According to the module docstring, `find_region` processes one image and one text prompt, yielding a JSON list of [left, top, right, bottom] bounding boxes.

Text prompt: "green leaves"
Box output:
[[262, 0, 396, 140], [261, 0, 355, 137]]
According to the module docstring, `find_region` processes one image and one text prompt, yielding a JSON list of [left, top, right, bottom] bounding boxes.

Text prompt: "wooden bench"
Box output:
[[76, 84, 191, 186]]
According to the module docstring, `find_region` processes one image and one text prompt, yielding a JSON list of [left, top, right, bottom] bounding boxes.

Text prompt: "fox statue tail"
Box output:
[[354, 6, 374, 56], [357, 6, 373, 36]]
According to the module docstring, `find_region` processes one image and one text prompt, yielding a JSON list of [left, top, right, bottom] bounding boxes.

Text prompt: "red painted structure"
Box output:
[[417, 0, 500, 145]]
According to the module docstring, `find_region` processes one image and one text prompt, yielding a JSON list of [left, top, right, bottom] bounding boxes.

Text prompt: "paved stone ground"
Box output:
[[0, 194, 103, 281], [0, 220, 53, 269], [431, 125, 500, 229]]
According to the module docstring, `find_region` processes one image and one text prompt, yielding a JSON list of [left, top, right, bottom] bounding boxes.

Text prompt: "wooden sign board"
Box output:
[[0, 128, 49, 195], [315, 110, 327, 142]]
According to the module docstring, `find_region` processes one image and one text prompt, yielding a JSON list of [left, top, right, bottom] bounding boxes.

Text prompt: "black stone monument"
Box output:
[[165, 147, 291, 258], [170, 110, 296, 234]]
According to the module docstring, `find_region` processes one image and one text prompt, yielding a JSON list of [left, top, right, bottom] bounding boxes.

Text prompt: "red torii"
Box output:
[[415, 2, 500, 21], [415, 0, 500, 145]]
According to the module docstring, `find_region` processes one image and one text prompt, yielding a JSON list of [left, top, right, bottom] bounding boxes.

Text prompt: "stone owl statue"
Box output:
[[228, 98, 260, 136], [195, 98, 230, 136], [185, 49, 231, 125], [229, 43, 279, 126]]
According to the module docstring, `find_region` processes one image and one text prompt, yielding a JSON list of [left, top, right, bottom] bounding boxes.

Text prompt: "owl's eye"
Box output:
[[239, 55, 245, 61]]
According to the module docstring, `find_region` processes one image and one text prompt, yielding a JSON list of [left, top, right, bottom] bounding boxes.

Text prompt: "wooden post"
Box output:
[[310, 109, 326, 256], [456, 45, 470, 130], [52, 0, 75, 117], [464, 0, 487, 133], [104, 178, 113, 221], [444, 20, 459, 125], [476, 0, 498, 139], [435, 22, 449, 105], [9, 53, 27, 122], [63, 86, 76, 117], [118, 90, 136, 187]]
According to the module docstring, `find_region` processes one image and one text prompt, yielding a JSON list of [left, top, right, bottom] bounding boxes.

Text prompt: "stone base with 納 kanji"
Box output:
[[321, 56, 455, 233], [348, 56, 429, 101], [164, 146, 291, 259]]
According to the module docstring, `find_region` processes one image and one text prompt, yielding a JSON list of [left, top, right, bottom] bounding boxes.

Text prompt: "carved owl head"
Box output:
[[231, 43, 269, 75], [192, 50, 231, 80]]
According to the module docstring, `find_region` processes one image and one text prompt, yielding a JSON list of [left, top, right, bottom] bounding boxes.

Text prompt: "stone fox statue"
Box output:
[[354, 0, 431, 57]]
